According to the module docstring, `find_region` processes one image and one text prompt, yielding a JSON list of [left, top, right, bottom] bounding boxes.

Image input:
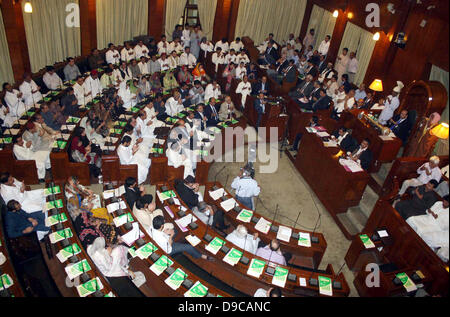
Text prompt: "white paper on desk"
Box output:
[[115, 186, 125, 197], [255, 217, 271, 234], [110, 137, 118, 144], [299, 277, 307, 287], [19, 119, 28, 125], [378, 230, 389, 238], [370, 103, 384, 110], [220, 198, 237, 212], [340, 159, 364, 173], [173, 197, 180, 206], [102, 190, 113, 200], [209, 188, 225, 200], [106, 202, 119, 213], [323, 141, 338, 148], [316, 131, 330, 137], [177, 214, 197, 229], [121, 222, 144, 246], [9, 129, 20, 135], [276, 225, 292, 242], [66, 125, 75, 132], [298, 232, 311, 247], [185, 235, 201, 247], [156, 138, 165, 145], [379, 135, 393, 141], [62, 134, 71, 141]]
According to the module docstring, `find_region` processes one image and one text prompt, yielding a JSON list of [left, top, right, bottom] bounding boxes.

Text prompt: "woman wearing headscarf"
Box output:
[[222, 62, 236, 92], [87, 237, 144, 297], [404, 112, 441, 158], [149, 73, 162, 94], [70, 126, 102, 177], [177, 66, 193, 85], [163, 71, 179, 92], [73, 211, 118, 249]]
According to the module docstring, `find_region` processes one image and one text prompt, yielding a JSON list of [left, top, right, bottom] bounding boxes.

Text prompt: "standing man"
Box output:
[[231, 164, 261, 210], [347, 52, 359, 84], [378, 81, 404, 125], [254, 93, 267, 131], [334, 48, 349, 81]]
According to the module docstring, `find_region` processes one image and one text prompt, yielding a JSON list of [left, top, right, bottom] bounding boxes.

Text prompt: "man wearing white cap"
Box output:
[[378, 81, 404, 125]]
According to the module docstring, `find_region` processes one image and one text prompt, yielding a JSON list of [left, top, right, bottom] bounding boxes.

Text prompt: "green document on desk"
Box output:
[[151, 147, 164, 154], [247, 259, 266, 278], [205, 237, 225, 255], [66, 116, 80, 124], [210, 127, 221, 134], [65, 259, 92, 280], [117, 121, 127, 127], [150, 255, 173, 276], [109, 128, 123, 135], [44, 186, 61, 196], [359, 234, 375, 249], [0, 137, 13, 144], [236, 209, 253, 223], [160, 190, 176, 200], [396, 273, 417, 292], [45, 212, 68, 227], [272, 266, 289, 288], [56, 243, 82, 263], [76, 277, 103, 297], [131, 107, 140, 113], [52, 140, 67, 149], [218, 122, 229, 128], [195, 149, 209, 157], [165, 268, 187, 290], [231, 119, 239, 124], [177, 113, 186, 118], [49, 228, 73, 244], [318, 276, 333, 296], [26, 111, 35, 117], [112, 213, 134, 227], [135, 242, 158, 260], [0, 274, 13, 289], [184, 281, 208, 297], [46, 199, 64, 210], [222, 248, 242, 266]]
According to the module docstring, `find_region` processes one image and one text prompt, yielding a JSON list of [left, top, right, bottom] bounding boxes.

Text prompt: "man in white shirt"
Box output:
[[399, 156, 443, 195], [333, 88, 355, 118], [237, 50, 250, 65], [226, 225, 260, 254], [254, 287, 282, 297], [134, 40, 149, 59], [148, 54, 161, 75], [117, 136, 150, 185], [106, 43, 121, 65], [167, 141, 195, 179], [179, 47, 197, 68], [73, 76, 91, 105], [136, 110, 157, 141], [204, 80, 222, 102], [212, 48, 226, 72], [231, 165, 260, 210], [12, 136, 51, 181], [171, 38, 185, 54], [181, 24, 191, 48], [168, 51, 179, 70], [303, 29, 316, 50], [3, 83, 26, 118], [19, 74, 43, 107], [235, 62, 247, 80], [158, 53, 170, 72], [83, 70, 102, 99], [138, 56, 150, 75], [43, 66, 63, 91], [189, 81, 205, 106], [0, 103, 15, 128], [225, 49, 238, 65], [165, 91, 184, 117], [347, 52, 359, 83], [335, 48, 350, 81], [121, 42, 136, 63], [214, 38, 229, 53], [318, 35, 331, 56], [230, 37, 244, 52], [0, 172, 46, 214], [378, 81, 404, 125], [157, 35, 170, 56], [236, 75, 252, 108]]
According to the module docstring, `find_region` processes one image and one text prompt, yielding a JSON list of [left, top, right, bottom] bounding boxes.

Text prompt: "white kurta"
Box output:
[[123, 132, 152, 161], [334, 96, 355, 114], [182, 30, 191, 47], [117, 144, 150, 185], [136, 117, 156, 140], [378, 95, 400, 125], [0, 178, 46, 214], [0, 105, 16, 127], [165, 97, 184, 117], [167, 148, 194, 179], [237, 54, 250, 65], [214, 41, 229, 53], [335, 54, 350, 79], [235, 66, 247, 80], [236, 81, 252, 107], [83, 76, 102, 99], [157, 41, 170, 55], [225, 54, 238, 65], [134, 45, 149, 59], [179, 53, 197, 68], [158, 58, 170, 72], [106, 49, 121, 65], [19, 80, 43, 107], [172, 43, 184, 54], [118, 83, 136, 110], [225, 231, 260, 255], [230, 41, 244, 52], [4, 90, 26, 118], [73, 83, 89, 105], [121, 48, 136, 63], [138, 62, 149, 75], [43, 72, 63, 90], [13, 144, 51, 179], [204, 84, 221, 102]]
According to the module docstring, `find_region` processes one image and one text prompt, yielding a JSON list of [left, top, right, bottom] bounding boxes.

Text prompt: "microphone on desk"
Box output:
[[212, 166, 226, 191], [311, 214, 321, 244], [291, 210, 302, 240], [332, 262, 346, 290], [270, 204, 279, 233], [203, 211, 213, 242]]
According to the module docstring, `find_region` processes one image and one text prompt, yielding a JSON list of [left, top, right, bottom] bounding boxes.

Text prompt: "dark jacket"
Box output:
[[252, 81, 270, 95], [283, 66, 297, 83], [254, 98, 266, 114], [296, 81, 314, 98], [312, 95, 331, 112], [355, 148, 373, 171], [204, 103, 220, 127], [124, 186, 143, 209], [265, 46, 279, 65], [332, 131, 356, 153], [174, 179, 199, 210], [390, 114, 411, 144], [5, 209, 33, 239]]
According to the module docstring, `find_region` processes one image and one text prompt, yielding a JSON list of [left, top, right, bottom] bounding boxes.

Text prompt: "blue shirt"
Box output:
[[231, 176, 261, 198], [5, 209, 33, 238], [354, 89, 367, 102]]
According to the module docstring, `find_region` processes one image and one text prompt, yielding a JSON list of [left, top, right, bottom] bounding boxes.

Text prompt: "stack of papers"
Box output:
[[165, 268, 187, 291], [185, 235, 201, 247], [103, 186, 125, 199], [157, 190, 176, 202], [46, 199, 64, 210], [65, 259, 92, 280], [276, 226, 292, 243], [175, 214, 197, 231], [247, 259, 266, 278], [396, 273, 417, 292], [318, 276, 333, 296], [359, 234, 375, 249], [223, 248, 243, 266], [56, 243, 82, 263], [236, 209, 253, 223], [272, 266, 289, 288], [76, 277, 103, 297], [121, 222, 144, 246], [209, 188, 225, 200], [220, 198, 237, 212], [45, 212, 68, 227], [49, 228, 73, 244], [205, 237, 225, 255], [44, 186, 61, 196], [298, 232, 312, 247], [150, 255, 173, 276], [305, 127, 317, 133], [379, 135, 394, 141], [0, 274, 13, 289], [339, 159, 364, 173], [316, 131, 330, 138], [255, 217, 271, 234], [184, 281, 208, 297], [113, 213, 134, 227], [323, 140, 338, 148], [135, 242, 158, 260], [106, 201, 127, 214]]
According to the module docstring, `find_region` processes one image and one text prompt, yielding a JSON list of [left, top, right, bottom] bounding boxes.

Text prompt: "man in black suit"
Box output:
[[195, 104, 207, 131], [174, 176, 202, 210], [389, 110, 411, 144], [309, 50, 321, 66], [252, 76, 270, 95], [204, 98, 220, 127], [289, 74, 314, 99], [267, 56, 289, 82], [297, 81, 321, 108], [258, 40, 279, 66], [347, 138, 373, 171], [309, 89, 331, 112], [362, 92, 375, 109], [305, 61, 318, 78], [318, 62, 336, 83], [254, 93, 267, 131], [317, 55, 327, 73], [282, 60, 297, 84], [331, 127, 356, 152], [124, 177, 150, 209]]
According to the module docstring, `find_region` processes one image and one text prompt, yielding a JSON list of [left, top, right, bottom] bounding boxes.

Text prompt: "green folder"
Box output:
[[50, 91, 59, 96], [160, 190, 176, 200], [247, 259, 266, 277], [359, 234, 375, 249], [53, 140, 67, 149], [46, 212, 68, 226], [109, 128, 123, 134], [165, 268, 187, 290], [223, 248, 242, 266], [177, 113, 186, 118], [0, 137, 13, 144], [195, 149, 208, 157], [57, 243, 82, 262], [0, 274, 13, 289], [166, 117, 178, 123], [205, 237, 225, 254], [218, 122, 229, 128], [43, 97, 52, 102], [231, 119, 239, 124], [236, 209, 253, 223], [135, 242, 158, 260], [131, 107, 140, 113], [151, 148, 164, 154], [318, 276, 333, 296], [44, 186, 61, 195], [117, 121, 127, 127], [46, 199, 64, 209], [272, 266, 289, 286], [76, 277, 103, 297], [185, 281, 208, 297], [396, 273, 417, 291], [66, 116, 80, 124], [26, 111, 35, 117], [66, 259, 92, 279], [150, 255, 173, 276], [113, 213, 134, 227], [50, 228, 73, 244]]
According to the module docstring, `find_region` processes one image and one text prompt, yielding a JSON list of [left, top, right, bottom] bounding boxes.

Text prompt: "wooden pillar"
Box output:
[[148, 0, 165, 41], [326, 9, 347, 64], [227, 0, 240, 41], [299, 0, 314, 40], [1, 0, 31, 83], [79, 0, 97, 55], [212, 0, 240, 43]]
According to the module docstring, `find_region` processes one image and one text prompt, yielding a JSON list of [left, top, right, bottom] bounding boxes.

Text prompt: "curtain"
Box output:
[[197, 0, 218, 41], [235, 0, 307, 45], [97, 0, 148, 49], [0, 8, 14, 84], [338, 22, 376, 85], [165, 0, 187, 39], [22, 0, 81, 73], [429, 65, 449, 155], [306, 5, 336, 51]]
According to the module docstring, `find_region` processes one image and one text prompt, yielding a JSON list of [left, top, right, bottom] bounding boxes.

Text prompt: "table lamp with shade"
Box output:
[[430, 122, 449, 140], [369, 79, 383, 92]]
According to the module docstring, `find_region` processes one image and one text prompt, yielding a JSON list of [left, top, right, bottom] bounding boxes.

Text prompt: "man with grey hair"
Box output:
[[398, 156, 442, 196], [226, 225, 260, 255]]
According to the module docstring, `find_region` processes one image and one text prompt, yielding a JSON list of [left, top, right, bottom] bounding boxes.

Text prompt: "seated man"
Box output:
[[388, 109, 411, 144], [219, 95, 242, 121], [204, 80, 222, 103], [117, 136, 150, 185], [330, 127, 355, 152], [189, 80, 205, 106], [345, 138, 373, 171], [22, 122, 53, 152], [194, 202, 228, 231], [204, 98, 221, 127], [226, 225, 260, 254], [252, 76, 270, 96], [43, 66, 63, 91], [289, 74, 314, 100], [255, 239, 287, 266], [296, 81, 321, 109], [398, 156, 442, 196], [124, 177, 147, 209], [0, 172, 46, 214], [133, 196, 173, 235], [13, 136, 51, 182], [331, 88, 355, 120], [289, 115, 319, 152], [151, 215, 213, 261], [257, 41, 279, 66], [395, 180, 439, 220], [5, 200, 49, 241], [167, 142, 195, 179], [174, 176, 204, 211]]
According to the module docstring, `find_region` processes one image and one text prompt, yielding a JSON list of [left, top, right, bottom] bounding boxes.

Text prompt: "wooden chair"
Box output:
[[167, 166, 184, 183]]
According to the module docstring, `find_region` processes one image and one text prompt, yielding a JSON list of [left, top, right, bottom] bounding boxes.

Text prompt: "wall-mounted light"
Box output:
[[333, 10, 339, 18], [373, 32, 380, 41], [347, 12, 353, 19], [24, 1, 33, 13]]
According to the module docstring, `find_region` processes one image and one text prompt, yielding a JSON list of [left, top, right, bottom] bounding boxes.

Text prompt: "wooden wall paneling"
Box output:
[[298, 0, 314, 41], [1, 0, 31, 83], [227, 0, 240, 42], [148, 0, 165, 41], [212, 0, 231, 43], [79, 0, 97, 56]]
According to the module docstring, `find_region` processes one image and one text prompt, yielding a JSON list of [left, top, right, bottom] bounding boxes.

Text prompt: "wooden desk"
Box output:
[[294, 132, 370, 240], [204, 182, 327, 269], [340, 110, 402, 173], [156, 183, 349, 297]]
